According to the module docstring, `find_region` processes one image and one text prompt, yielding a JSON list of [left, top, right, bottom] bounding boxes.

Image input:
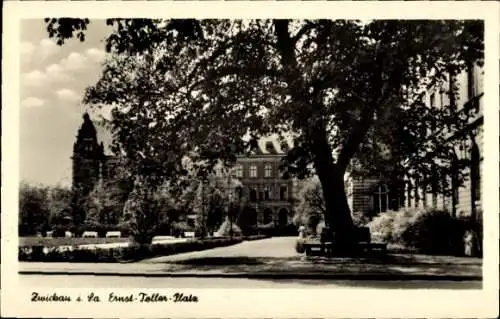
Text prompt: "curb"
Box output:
[[18, 271, 482, 281]]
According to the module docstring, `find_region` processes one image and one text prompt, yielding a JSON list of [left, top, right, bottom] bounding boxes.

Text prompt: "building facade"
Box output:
[[229, 137, 295, 227], [347, 62, 483, 219]]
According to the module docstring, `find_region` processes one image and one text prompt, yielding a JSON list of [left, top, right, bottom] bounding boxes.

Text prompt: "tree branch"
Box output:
[[292, 20, 317, 44], [337, 43, 390, 174], [273, 20, 297, 71]]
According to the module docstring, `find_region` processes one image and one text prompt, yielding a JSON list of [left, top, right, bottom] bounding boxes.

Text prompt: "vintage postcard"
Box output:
[[1, 1, 499, 318]]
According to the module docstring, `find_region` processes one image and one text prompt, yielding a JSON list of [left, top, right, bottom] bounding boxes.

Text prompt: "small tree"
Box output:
[[121, 177, 173, 245], [293, 177, 325, 236], [45, 185, 73, 229], [84, 162, 134, 227]]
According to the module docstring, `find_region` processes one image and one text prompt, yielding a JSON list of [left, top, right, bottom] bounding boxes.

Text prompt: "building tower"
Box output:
[[71, 113, 105, 224]]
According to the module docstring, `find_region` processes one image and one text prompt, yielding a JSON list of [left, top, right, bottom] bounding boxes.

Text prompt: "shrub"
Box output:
[[368, 208, 481, 256], [295, 238, 306, 253], [352, 211, 370, 227], [368, 208, 422, 244], [215, 219, 242, 237], [402, 209, 466, 255]]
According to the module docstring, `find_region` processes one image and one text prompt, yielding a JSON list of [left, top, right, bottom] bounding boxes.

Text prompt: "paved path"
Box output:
[[144, 236, 300, 263]]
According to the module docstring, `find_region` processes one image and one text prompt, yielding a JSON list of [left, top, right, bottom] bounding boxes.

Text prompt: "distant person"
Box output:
[[298, 225, 306, 239], [464, 230, 478, 257]]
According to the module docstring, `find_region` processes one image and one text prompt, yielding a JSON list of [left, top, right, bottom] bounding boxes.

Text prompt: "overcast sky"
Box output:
[[20, 19, 112, 187]]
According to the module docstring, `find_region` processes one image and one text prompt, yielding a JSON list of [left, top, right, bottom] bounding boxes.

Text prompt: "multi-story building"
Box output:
[[347, 62, 483, 219], [229, 137, 295, 227], [72, 117, 295, 227]]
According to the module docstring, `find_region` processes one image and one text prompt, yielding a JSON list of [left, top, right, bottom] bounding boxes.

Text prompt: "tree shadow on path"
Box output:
[[163, 255, 482, 280]]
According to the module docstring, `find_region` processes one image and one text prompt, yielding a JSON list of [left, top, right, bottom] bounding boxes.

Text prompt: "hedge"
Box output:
[[19, 237, 243, 263], [368, 208, 482, 256], [243, 234, 270, 241]]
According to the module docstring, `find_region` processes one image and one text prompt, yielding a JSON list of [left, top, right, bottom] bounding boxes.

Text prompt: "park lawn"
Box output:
[[19, 236, 132, 248]]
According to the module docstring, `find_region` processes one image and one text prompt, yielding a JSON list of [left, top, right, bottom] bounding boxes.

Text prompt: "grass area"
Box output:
[[19, 236, 131, 248]]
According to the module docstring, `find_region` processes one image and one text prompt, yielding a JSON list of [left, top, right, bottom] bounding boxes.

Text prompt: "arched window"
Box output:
[[278, 208, 288, 226], [471, 141, 481, 204], [373, 183, 389, 214], [263, 209, 273, 224], [280, 186, 287, 200], [250, 189, 257, 202]]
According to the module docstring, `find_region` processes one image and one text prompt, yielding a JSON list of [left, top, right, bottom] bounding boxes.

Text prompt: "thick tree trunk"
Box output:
[[309, 127, 356, 253], [316, 161, 356, 250]]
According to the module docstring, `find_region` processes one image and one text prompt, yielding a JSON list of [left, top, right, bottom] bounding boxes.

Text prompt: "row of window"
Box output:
[[426, 63, 482, 111], [248, 186, 288, 202], [232, 164, 275, 179], [372, 150, 481, 215]]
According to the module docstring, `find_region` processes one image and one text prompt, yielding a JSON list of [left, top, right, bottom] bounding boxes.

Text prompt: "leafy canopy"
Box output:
[[67, 19, 481, 183]]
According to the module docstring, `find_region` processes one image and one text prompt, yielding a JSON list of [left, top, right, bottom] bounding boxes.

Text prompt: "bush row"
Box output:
[[368, 208, 482, 256], [243, 234, 271, 241], [19, 237, 243, 263], [244, 224, 298, 237]]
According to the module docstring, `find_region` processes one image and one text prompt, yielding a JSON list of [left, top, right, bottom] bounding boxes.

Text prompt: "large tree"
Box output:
[[46, 19, 483, 251], [19, 182, 50, 235]]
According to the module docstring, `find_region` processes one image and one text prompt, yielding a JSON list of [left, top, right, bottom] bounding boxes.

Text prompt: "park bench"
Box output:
[[82, 231, 98, 238], [303, 227, 387, 257], [105, 231, 121, 238], [184, 231, 195, 238]]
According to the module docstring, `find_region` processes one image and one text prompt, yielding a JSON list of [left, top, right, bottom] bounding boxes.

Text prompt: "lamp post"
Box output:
[[226, 168, 233, 239], [229, 183, 233, 239]]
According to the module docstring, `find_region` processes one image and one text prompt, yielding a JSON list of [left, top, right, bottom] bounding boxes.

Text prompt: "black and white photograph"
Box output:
[[2, 2, 499, 318]]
